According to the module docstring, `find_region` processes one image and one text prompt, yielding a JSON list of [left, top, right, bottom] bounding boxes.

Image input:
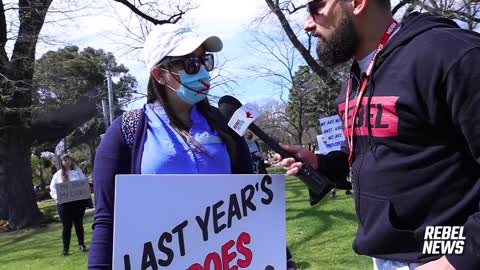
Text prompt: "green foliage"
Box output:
[[31, 46, 139, 169], [33, 46, 137, 113], [31, 154, 54, 189], [286, 65, 348, 144], [31, 155, 41, 187], [68, 145, 94, 178], [37, 200, 59, 224]]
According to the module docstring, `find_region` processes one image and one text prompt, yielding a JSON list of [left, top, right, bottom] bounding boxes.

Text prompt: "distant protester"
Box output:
[[246, 133, 268, 174], [50, 154, 89, 256]]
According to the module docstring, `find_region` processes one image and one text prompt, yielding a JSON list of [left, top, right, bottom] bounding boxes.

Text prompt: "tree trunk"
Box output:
[[264, 0, 340, 90], [0, 135, 8, 220], [0, 130, 42, 229], [0, 166, 7, 220]]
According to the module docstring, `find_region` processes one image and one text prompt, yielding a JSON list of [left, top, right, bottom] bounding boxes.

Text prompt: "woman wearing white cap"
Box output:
[[88, 23, 297, 270], [88, 23, 255, 269]]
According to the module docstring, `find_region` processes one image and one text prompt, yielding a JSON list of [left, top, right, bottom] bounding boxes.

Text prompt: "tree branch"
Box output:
[[64, 120, 104, 150], [286, 3, 306, 14], [413, 0, 480, 23], [264, 0, 340, 90], [427, 0, 439, 9], [391, 0, 412, 15], [29, 95, 97, 144], [114, 0, 165, 24], [11, 0, 52, 89], [114, 0, 186, 25], [399, 0, 480, 23], [0, 0, 9, 65]]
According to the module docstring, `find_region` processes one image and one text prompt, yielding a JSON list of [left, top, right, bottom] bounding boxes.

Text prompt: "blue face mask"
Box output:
[[168, 66, 211, 104]]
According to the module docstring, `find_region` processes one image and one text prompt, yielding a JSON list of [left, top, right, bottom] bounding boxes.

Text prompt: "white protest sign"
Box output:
[[319, 115, 345, 153], [113, 174, 286, 270], [56, 180, 90, 204], [227, 103, 262, 136], [317, 134, 328, 154]]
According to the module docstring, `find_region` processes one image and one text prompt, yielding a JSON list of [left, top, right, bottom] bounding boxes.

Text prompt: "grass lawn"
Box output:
[[0, 214, 93, 270], [284, 177, 370, 269], [0, 172, 371, 270]]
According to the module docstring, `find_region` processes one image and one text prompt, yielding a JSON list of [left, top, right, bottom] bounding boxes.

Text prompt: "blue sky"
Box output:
[[29, 0, 467, 110]]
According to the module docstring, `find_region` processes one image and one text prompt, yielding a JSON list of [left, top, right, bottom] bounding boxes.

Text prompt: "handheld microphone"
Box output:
[[218, 95, 334, 203]]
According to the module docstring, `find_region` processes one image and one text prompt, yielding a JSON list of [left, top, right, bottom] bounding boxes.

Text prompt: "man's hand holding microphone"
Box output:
[[218, 95, 335, 204], [274, 145, 319, 176]]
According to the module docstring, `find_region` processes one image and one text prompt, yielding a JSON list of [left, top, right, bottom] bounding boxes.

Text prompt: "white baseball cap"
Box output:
[[144, 23, 223, 70]]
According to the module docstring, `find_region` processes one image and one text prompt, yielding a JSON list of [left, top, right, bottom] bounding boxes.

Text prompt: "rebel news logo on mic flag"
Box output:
[[227, 103, 262, 136]]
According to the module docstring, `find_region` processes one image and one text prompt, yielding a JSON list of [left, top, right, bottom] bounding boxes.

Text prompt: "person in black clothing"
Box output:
[[276, 0, 480, 269], [287, 248, 298, 270], [49, 154, 89, 256], [246, 133, 269, 174]]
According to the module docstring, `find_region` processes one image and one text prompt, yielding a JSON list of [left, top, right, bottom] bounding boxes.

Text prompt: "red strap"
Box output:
[[344, 20, 399, 165]]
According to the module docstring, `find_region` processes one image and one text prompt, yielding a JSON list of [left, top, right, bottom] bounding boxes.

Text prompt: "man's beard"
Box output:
[[316, 13, 359, 67]]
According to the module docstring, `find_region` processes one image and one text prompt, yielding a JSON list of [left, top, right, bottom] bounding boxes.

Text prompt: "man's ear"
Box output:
[[151, 66, 166, 85], [351, 0, 368, 16]]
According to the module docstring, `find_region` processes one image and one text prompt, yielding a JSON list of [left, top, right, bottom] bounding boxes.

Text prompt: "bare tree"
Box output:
[[262, 0, 341, 91], [245, 29, 308, 144], [393, 0, 480, 30], [0, 0, 202, 229], [264, 0, 479, 89], [245, 29, 299, 101], [245, 27, 343, 145], [114, 0, 193, 25], [110, 0, 238, 102], [0, 0, 101, 229], [253, 100, 295, 144], [108, 0, 197, 56]]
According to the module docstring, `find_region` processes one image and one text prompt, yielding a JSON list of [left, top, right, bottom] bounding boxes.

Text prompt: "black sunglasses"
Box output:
[[306, 0, 324, 18], [164, 53, 215, 75]]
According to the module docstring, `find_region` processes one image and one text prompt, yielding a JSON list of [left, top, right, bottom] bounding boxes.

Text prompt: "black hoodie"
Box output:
[[317, 13, 480, 269]]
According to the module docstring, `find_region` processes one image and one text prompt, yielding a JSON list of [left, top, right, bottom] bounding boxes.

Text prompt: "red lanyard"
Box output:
[[344, 20, 399, 166]]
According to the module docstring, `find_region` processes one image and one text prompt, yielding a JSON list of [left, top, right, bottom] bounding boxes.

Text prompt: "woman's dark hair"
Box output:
[[147, 74, 239, 159], [60, 154, 76, 182]]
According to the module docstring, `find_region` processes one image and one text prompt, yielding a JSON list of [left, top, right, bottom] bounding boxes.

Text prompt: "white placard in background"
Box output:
[[318, 115, 345, 154], [317, 134, 328, 154], [55, 180, 90, 204], [113, 174, 286, 270]]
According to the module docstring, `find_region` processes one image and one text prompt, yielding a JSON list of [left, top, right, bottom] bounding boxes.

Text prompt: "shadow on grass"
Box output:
[[0, 215, 94, 266], [0, 222, 64, 264], [296, 261, 313, 269]]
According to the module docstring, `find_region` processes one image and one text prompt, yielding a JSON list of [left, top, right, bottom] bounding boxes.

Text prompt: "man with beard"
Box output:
[[275, 0, 480, 269]]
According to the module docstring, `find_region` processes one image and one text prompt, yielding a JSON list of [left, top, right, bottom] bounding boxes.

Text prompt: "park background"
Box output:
[[1, 0, 479, 269]]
